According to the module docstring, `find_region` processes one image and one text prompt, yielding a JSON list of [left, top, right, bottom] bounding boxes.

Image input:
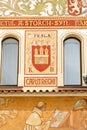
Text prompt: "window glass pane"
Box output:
[[1, 38, 18, 85], [64, 38, 81, 85]]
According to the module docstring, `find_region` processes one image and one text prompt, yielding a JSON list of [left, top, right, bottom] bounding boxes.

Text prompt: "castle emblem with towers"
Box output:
[[34, 46, 49, 64]]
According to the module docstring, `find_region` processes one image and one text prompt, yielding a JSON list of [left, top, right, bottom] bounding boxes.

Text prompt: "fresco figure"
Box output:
[[24, 99, 87, 130], [24, 101, 49, 130], [69, 99, 87, 130], [50, 99, 87, 130]]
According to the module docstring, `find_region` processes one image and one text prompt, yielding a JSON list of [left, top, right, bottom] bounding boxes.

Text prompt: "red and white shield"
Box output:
[[68, 0, 82, 16], [32, 45, 50, 72]]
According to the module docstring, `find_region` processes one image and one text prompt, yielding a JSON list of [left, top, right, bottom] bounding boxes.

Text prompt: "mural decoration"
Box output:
[[24, 102, 48, 130], [0, 0, 87, 16], [0, 97, 87, 129], [32, 45, 50, 72], [0, 98, 18, 128], [24, 99, 87, 130], [24, 30, 57, 87], [25, 30, 57, 75], [68, 0, 82, 16], [0, 0, 67, 16]]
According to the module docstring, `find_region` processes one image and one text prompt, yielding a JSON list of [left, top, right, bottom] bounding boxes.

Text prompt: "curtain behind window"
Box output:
[[1, 38, 18, 85], [64, 38, 81, 85]]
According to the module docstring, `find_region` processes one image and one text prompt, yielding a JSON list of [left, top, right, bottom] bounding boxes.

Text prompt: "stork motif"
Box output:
[[68, 0, 82, 16]]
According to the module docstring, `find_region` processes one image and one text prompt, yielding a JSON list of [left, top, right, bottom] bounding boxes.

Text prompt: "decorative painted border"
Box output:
[[0, 0, 83, 17], [0, 0, 87, 17], [0, 17, 87, 29]]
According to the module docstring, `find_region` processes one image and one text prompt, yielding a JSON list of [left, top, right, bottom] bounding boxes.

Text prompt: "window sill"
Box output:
[[58, 86, 87, 89], [0, 86, 23, 93], [0, 86, 86, 96]]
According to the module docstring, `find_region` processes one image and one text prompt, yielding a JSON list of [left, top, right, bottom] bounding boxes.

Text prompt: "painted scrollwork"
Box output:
[[82, 0, 87, 15], [82, 0, 87, 7], [0, 0, 68, 16], [1, 0, 87, 16]]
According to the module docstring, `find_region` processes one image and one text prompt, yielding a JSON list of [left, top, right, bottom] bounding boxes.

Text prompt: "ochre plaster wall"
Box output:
[[0, 96, 86, 130]]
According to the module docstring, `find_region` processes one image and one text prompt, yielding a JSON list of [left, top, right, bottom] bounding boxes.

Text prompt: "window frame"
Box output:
[[1, 37, 19, 87], [58, 32, 85, 88], [63, 37, 82, 86]]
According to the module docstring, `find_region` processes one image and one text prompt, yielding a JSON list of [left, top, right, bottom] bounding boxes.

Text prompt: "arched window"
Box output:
[[64, 37, 81, 86], [1, 37, 19, 86]]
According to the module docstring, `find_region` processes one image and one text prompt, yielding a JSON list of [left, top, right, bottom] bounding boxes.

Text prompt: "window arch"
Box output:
[[1, 37, 19, 86], [63, 37, 81, 86]]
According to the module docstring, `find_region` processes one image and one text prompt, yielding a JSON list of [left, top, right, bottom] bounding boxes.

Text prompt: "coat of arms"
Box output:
[[68, 0, 82, 16], [25, 30, 57, 75], [32, 45, 50, 72]]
